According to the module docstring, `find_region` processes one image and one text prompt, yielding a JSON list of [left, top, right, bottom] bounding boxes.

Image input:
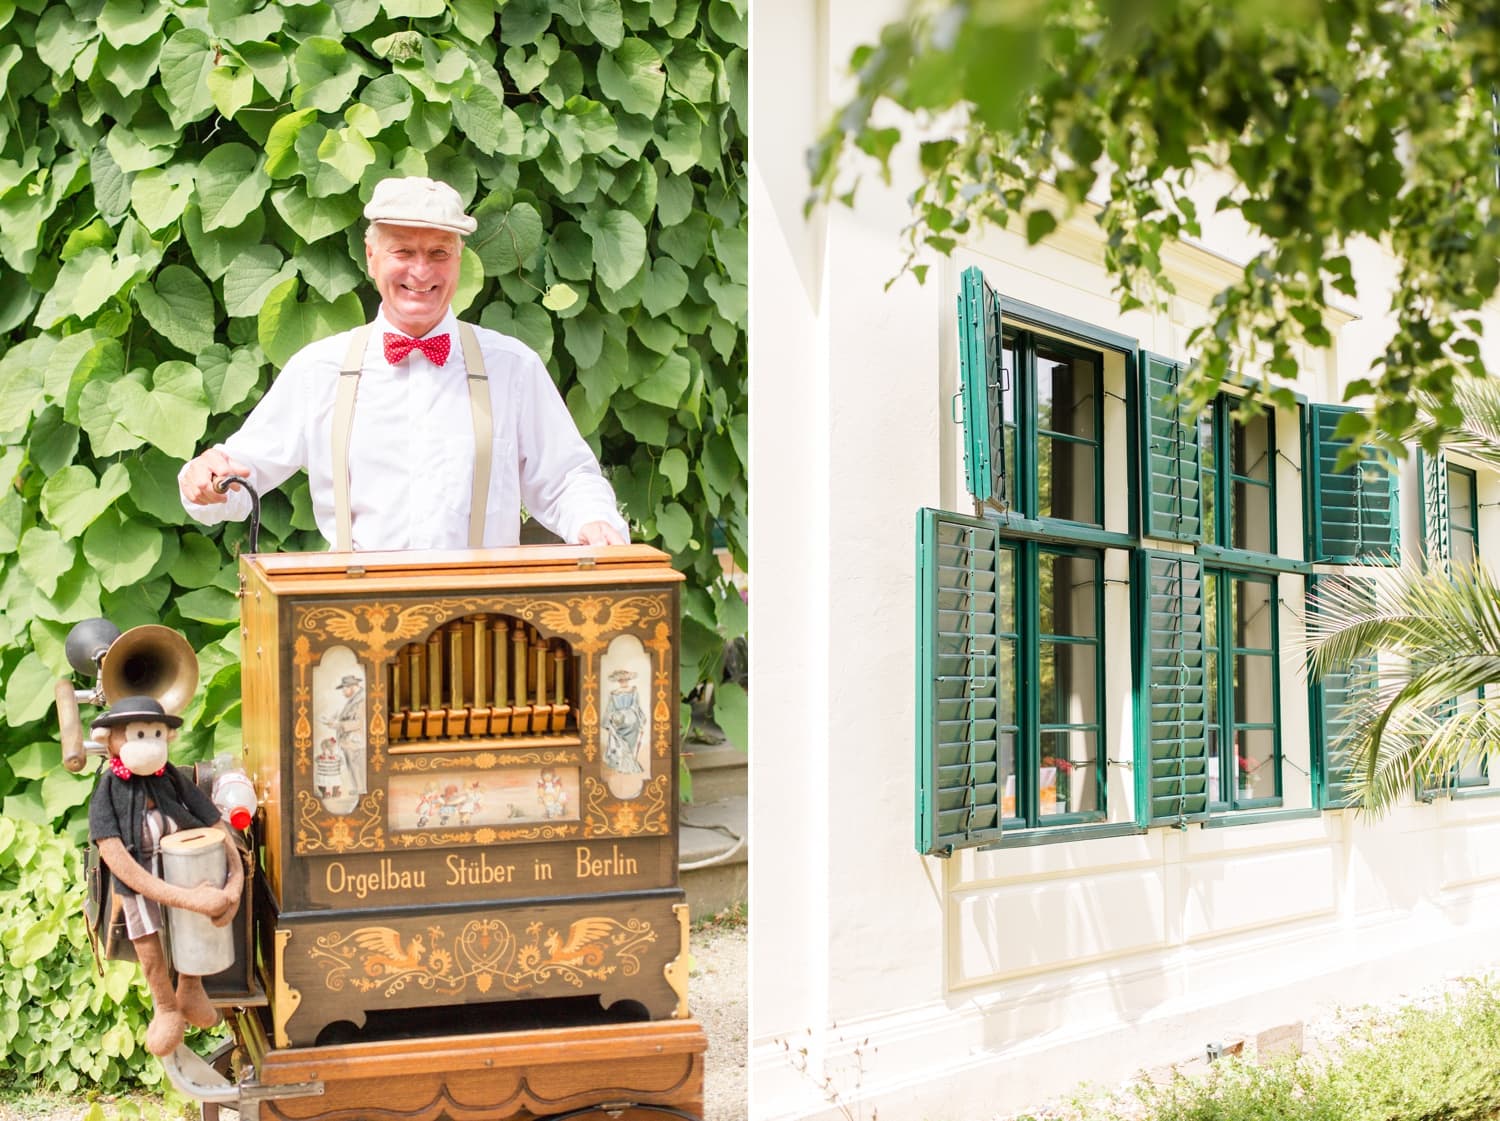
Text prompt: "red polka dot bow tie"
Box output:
[[383, 332, 451, 365]]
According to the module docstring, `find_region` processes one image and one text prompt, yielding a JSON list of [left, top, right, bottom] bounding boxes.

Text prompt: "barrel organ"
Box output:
[[238, 546, 688, 1049]]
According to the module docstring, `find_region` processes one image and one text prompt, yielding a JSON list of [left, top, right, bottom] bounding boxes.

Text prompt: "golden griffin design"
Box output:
[[311, 916, 657, 997]]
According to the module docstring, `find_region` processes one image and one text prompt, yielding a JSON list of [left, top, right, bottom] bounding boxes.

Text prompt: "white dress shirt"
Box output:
[[179, 308, 628, 550]]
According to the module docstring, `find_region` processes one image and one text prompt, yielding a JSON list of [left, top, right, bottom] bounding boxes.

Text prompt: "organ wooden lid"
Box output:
[[240, 545, 683, 591]]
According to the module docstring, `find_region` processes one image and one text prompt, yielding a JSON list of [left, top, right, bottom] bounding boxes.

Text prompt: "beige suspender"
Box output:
[[330, 323, 491, 552]]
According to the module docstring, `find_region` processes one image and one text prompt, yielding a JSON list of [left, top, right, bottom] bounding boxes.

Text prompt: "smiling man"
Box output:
[[178, 176, 629, 552]]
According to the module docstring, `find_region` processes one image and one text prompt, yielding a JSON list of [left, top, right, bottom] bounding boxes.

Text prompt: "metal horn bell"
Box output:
[[100, 624, 200, 715]]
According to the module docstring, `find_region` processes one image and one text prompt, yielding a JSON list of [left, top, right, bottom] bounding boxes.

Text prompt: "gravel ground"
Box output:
[[0, 922, 748, 1121], [694, 920, 749, 1121]]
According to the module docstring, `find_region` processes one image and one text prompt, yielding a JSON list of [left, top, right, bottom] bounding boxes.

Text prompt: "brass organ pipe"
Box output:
[[512, 625, 527, 707], [534, 638, 548, 706], [391, 656, 407, 741], [493, 620, 509, 707], [426, 631, 442, 710], [472, 615, 488, 711], [553, 647, 565, 706], [447, 622, 464, 711], [408, 644, 424, 713]]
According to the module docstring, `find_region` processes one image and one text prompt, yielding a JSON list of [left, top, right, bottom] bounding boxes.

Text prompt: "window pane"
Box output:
[[1038, 640, 1098, 726], [1038, 437, 1098, 523], [1037, 552, 1098, 638], [1233, 577, 1273, 651], [1040, 729, 1098, 816], [1001, 337, 1019, 508], [1035, 347, 1096, 440], [1233, 652, 1274, 724], [1450, 468, 1478, 570], [1000, 729, 1019, 819], [1201, 403, 1218, 545], [1236, 728, 1276, 800], [1230, 410, 1272, 553]]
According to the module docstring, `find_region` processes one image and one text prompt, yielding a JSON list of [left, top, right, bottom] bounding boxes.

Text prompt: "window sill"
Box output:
[[1451, 786, 1500, 801], [981, 821, 1143, 849], [1201, 806, 1322, 829]]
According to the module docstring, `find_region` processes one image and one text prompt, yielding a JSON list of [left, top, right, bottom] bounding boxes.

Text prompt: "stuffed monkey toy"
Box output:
[[86, 695, 244, 1056]]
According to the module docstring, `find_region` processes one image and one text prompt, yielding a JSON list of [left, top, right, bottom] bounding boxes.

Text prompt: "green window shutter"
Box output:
[[1310, 575, 1376, 809], [916, 508, 1005, 855], [1140, 352, 1202, 542], [1420, 447, 1450, 572], [1309, 404, 1399, 563], [1136, 550, 1209, 827], [957, 266, 1006, 506]]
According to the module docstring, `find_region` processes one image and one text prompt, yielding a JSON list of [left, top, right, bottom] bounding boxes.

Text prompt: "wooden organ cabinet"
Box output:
[[231, 546, 702, 1119]]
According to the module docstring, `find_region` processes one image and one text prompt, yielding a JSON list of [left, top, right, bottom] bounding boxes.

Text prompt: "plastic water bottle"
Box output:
[[210, 753, 259, 831]]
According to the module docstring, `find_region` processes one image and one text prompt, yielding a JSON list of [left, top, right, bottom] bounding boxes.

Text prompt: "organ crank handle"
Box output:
[[56, 678, 85, 773], [213, 474, 262, 554]]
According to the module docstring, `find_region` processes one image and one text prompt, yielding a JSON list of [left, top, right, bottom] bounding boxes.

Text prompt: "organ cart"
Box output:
[[64, 542, 707, 1121]]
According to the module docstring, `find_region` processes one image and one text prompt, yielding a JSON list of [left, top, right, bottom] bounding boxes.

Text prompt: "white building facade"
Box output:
[[749, 1, 1500, 1118]]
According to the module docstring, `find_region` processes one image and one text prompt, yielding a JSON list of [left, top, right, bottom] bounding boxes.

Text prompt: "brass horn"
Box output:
[[99, 624, 200, 715], [58, 620, 200, 773]]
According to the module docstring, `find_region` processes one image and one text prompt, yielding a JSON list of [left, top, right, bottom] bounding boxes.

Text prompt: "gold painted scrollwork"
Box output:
[[583, 775, 670, 837], [310, 916, 658, 999], [389, 823, 579, 848], [295, 789, 386, 855]]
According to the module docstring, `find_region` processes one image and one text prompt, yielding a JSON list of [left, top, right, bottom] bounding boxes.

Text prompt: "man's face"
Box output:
[[366, 224, 462, 338]]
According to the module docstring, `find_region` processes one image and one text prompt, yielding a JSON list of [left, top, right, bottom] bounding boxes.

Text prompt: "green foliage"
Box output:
[[1014, 979, 1500, 1121], [1135, 983, 1500, 1121], [0, 0, 745, 1081], [0, 816, 193, 1094], [812, 0, 1500, 458]]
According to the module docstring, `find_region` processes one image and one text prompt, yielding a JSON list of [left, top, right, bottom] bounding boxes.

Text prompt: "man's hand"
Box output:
[[180, 448, 251, 505], [577, 520, 628, 546]]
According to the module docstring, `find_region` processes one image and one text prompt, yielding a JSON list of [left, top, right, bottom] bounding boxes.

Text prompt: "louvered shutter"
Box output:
[[1420, 448, 1451, 573], [1308, 405, 1399, 563], [957, 266, 1006, 506], [1137, 550, 1209, 827], [1310, 575, 1376, 809], [1140, 353, 1202, 542], [916, 508, 1006, 855]]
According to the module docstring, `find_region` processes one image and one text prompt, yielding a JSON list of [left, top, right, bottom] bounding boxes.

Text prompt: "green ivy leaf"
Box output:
[[581, 0, 625, 48], [158, 29, 218, 128], [134, 265, 216, 355], [130, 163, 196, 232], [3, 653, 56, 727], [39, 463, 130, 539], [82, 507, 163, 592], [543, 283, 579, 311], [292, 37, 363, 114], [655, 499, 692, 552], [712, 680, 746, 751], [77, 373, 146, 457], [258, 278, 365, 367], [658, 447, 688, 494], [207, 62, 256, 119], [472, 201, 544, 275], [581, 209, 647, 290], [184, 204, 268, 282], [124, 449, 193, 526], [97, 0, 169, 48], [264, 108, 320, 179], [222, 245, 298, 319], [596, 39, 666, 117], [195, 144, 272, 231], [641, 256, 689, 316], [198, 345, 264, 413], [271, 185, 362, 244], [174, 586, 240, 625], [18, 528, 77, 599], [113, 362, 211, 460]]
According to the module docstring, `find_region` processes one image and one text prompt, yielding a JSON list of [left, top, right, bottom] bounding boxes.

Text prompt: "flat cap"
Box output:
[[363, 176, 477, 235]]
